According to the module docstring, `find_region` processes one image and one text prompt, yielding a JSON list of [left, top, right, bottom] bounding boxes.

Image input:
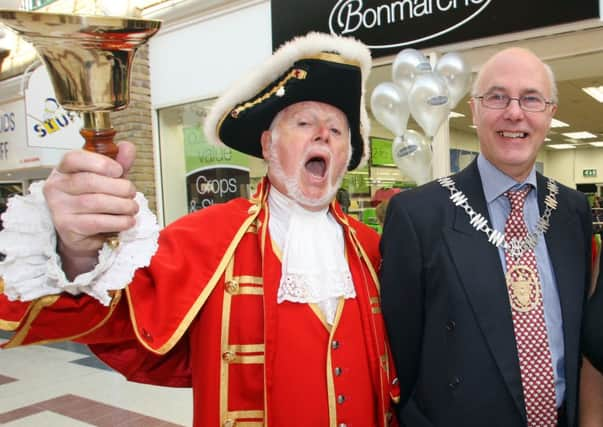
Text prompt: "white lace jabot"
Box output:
[[268, 187, 355, 324]]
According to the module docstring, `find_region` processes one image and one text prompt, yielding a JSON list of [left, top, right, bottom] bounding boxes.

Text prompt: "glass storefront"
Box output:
[[157, 99, 266, 226]]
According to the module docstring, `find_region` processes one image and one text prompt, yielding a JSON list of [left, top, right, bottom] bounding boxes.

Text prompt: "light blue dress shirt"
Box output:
[[476, 154, 565, 408]]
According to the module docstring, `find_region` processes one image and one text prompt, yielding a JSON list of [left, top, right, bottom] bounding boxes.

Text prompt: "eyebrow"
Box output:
[[290, 110, 348, 126], [485, 86, 544, 96]]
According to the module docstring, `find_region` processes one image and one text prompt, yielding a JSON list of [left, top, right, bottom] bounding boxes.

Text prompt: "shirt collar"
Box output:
[[477, 154, 537, 203]]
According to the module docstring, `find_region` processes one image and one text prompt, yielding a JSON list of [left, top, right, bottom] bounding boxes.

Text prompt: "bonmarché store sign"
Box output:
[[272, 0, 599, 57]]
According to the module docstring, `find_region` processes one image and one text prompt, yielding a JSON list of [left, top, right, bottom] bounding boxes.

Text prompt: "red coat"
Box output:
[[0, 179, 399, 426]]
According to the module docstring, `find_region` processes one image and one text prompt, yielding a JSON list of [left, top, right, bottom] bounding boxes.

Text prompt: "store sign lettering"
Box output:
[[329, 0, 492, 47], [196, 176, 238, 200], [31, 98, 79, 138], [187, 167, 250, 212], [0, 141, 7, 160], [198, 145, 232, 163], [0, 112, 16, 134]]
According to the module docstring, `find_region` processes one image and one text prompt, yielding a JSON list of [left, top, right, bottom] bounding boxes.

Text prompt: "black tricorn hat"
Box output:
[[204, 32, 372, 171]]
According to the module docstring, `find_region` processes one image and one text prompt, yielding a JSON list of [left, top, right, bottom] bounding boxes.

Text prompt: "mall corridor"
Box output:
[[0, 331, 192, 426]]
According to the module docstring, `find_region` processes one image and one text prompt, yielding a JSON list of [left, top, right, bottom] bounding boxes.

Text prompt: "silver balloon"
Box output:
[[408, 72, 450, 138], [370, 81, 409, 136], [392, 130, 432, 185], [435, 52, 472, 109], [392, 48, 432, 94]]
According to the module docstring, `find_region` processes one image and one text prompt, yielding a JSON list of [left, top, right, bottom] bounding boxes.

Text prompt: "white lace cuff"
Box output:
[[0, 181, 160, 306]]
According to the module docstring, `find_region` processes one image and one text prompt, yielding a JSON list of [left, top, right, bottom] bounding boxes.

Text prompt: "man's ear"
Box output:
[[261, 130, 272, 160], [549, 103, 558, 116]]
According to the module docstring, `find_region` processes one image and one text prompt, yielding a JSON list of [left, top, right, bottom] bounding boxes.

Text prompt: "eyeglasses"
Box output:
[[474, 93, 555, 112]]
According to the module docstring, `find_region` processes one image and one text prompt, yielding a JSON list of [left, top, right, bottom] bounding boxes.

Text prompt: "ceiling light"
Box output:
[[548, 144, 576, 149], [544, 137, 551, 142], [561, 131, 597, 139], [468, 125, 476, 129], [550, 118, 569, 128], [588, 141, 603, 147], [449, 111, 465, 118], [582, 86, 603, 103]]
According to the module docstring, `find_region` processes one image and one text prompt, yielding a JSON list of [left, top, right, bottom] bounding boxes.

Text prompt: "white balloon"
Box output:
[[435, 52, 472, 109], [392, 130, 432, 185], [392, 49, 432, 94], [370, 82, 409, 136], [408, 72, 450, 138]]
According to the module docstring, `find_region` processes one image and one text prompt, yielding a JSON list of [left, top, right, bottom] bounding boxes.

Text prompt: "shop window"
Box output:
[[157, 99, 266, 226]]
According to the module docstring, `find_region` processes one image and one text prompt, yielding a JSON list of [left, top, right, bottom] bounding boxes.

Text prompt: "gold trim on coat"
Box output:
[[325, 300, 346, 427], [220, 255, 236, 424], [224, 343, 266, 364], [127, 205, 263, 355], [3, 295, 60, 347], [4, 291, 124, 348], [0, 318, 19, 331]]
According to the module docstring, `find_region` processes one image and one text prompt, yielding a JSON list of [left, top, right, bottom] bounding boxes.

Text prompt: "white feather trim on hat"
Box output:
[[203, 31, 372, 169]]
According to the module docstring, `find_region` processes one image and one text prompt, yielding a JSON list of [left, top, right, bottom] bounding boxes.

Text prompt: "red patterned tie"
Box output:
[[504, 187, 557, 427]]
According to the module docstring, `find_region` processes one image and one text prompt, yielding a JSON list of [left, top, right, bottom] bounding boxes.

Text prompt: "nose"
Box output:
[[313, 123, 330, 143], [503, 98, 525, 120]]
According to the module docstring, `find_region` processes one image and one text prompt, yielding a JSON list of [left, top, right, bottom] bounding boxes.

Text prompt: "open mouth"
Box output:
[[305, 156, 328, 178], [498, 131, 527, 139]]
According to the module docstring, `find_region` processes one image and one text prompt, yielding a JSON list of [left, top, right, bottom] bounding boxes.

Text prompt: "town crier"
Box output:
[[0, 32, 400, 427]]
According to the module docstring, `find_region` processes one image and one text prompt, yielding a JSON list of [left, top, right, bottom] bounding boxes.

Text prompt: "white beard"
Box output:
[[268, 139, 350, 210]]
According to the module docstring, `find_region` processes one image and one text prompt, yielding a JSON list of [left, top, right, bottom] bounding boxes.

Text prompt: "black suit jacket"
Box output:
[[380, 160, 592, 427]]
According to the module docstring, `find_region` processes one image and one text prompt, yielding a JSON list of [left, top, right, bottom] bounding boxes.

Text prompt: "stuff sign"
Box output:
[[25, 65, 84, 150]]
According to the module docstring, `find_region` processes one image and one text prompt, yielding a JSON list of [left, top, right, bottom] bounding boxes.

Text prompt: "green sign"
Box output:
[[184, 126, 249, 172], [342, 165, 370, 196], [370, 137, 395, 167], [184, 125, 250, 211], [583, 169, 597, 178]]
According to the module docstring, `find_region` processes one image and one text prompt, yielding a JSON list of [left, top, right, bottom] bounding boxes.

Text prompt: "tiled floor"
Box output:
[[0, 332, 192, 426]]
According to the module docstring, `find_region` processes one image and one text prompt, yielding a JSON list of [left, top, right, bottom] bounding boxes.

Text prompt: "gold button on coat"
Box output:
[[222, 351, 236, 362], [225, 280, 239, 294]]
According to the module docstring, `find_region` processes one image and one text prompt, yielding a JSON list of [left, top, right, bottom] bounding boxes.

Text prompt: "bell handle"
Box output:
[[80, 112, 120, 248], [81, 111, 118, 159], [80, 127, 118, 159]]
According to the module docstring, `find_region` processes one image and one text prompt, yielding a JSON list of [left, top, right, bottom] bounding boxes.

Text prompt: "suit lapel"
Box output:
[[442, 161, 526, 418]]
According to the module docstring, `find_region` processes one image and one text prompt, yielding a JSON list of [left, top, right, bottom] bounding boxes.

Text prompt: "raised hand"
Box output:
[[43, 142, 140, 278]]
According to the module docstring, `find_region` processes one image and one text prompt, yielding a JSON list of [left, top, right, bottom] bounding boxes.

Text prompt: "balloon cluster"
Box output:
[[371, 49, 471, 184]]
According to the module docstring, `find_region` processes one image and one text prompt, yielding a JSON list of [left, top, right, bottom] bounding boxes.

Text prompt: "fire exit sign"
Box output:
[[583, 169, 597, 177]]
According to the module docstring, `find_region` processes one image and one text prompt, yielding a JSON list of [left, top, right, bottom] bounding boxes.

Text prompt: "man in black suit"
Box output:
[[380, 48, 592, 427]]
